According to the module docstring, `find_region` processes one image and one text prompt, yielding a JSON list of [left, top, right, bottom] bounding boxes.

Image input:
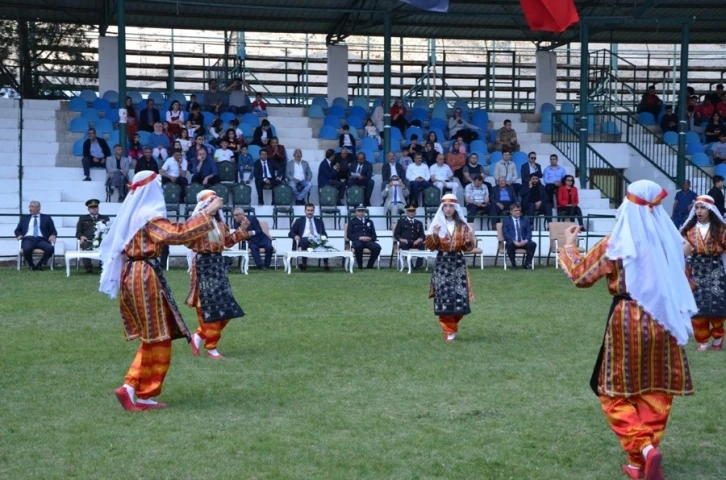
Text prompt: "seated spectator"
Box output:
[[161, 121, 174, 144], [707, 175, 726, 215], [106, 144, 132, 202], [381, 174, 409, 217], [347, 205, 381, 269], [381, 151, 406, 189], [390, 97, 409, 133], [14, 200, 57, 271], [462, 153, 487, 192], [446, 143, 468, 185], [238, 145, 254, 185], [348, 152, 374, 207], [252, 119, 272, 147], [637, 85, 663, 118], [251, 93, 268, 117], [519, 175, 552, 225], [138, 99, 160, 133], [393, 204, 426, 268], [464, 175, 490, 222], [711, 132, 726, 164], [398, 147, 414, 169], [707, 83, 725, 105], [494, 151, 521, 194], [166, 100, 185, 138], [339, 124, 357, 156], [187, 104, 205, 137], [225, 77, 251, 115], [253, 149, 283, 205], [704, 112, 724, 144], [334, 146, 354, 183], [236, 209, 273, 270], [520, 151, 543, 184], [160, 149, 189, 202], [660, 105, 678, 134], [75, 198, 110, 272], [430, 153, 460, 198], [490, 177, 517, 224], [214, 139, 236, 166], [187, 135, 213, 164], [135, 147, 160, 174], [203, 79, 228, 114], [557, 175, 585, 229], [502, 203, 536, 269], [318, 148, 346, 205], [178, 128, 192, 156], [127, 133, 144, 161], [371, 104, 384, 136], [286, 148, 313, 205], [264, 136, 287, 171], [671, 180, 697, 228], [426, 131, 444, 154], [717, 95, 726, 118], [147, 122, 171, 163], [456, 136, 467, 154], [208, 119, 224, 147], [288, 204, 330, 271], [190, 148, 220, 186], [82, 127, 110, 182], [124, 96, 139, 141], [542, 154, 567, 205], [494, 119, 520, 153], [406, 153, 432, 207], [185, 94, 201, 113], [364, 119, 381, 147], [422, 141, 438, 166], [406, 134, 423, 156], [448, 108, 481, 144], [227, 119, 244, 141], [694, 97, 716, 128]]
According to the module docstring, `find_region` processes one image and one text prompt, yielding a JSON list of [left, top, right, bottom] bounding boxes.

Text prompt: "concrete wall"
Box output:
[[98, 36, 119, 95], [327, 45, 348, 102]]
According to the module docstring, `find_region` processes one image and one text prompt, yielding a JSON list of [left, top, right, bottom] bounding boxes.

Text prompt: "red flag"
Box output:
[[520, 0, 579, 33]]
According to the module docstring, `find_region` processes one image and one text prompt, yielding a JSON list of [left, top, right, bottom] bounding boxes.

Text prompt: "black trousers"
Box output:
[[351, 240, 381, 268], [505, 240, 536, 268], [323, 181, 347, 204], [254, 178, 282, 204], [544, 184, 559, 207], [466, 204, 489, 222], [21, 237, 54, 268], [490, 202, 512, 225], [162, 176, 189, 202], [249, 238, 274, 268], [559, 206, 585, 227], [82, 157, 106, 177], [191, 174, 220, 186]]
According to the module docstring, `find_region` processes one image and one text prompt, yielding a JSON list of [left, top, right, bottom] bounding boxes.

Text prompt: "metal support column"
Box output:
[[676, 22, 690, 185], [383, 13, 392, 154], [578, 23, 589, 187], [169, 29, 175, 94], [117, 0, 127, 151]]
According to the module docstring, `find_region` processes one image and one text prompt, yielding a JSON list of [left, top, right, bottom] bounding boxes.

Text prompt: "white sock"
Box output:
[[446, 333, 456, 340], [713, 338, 723, 346], [192, 333, 202, 349], [625, 464, 641, 471], [642, 445, 653, 459], [208, 348, 221, 356], [136, 398, 158, 405], [123, 384, 135, 402], [699, 343, 709, 349]]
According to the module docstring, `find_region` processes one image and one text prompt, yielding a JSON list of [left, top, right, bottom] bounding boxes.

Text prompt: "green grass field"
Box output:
[[0, 266, 723, 479]]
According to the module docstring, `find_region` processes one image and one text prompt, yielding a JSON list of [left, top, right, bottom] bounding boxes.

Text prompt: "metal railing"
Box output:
[[589, 49, 642, 113]]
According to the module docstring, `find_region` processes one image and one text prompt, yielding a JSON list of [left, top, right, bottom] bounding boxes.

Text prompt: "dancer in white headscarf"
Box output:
[[98, 171, 223, 411], [680, 194, 726, 351], [559, 180, 697, 480], [424, 194, 475, 342]]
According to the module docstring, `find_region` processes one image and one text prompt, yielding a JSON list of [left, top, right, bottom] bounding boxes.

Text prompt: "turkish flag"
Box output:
[[520, 0, 579, 33]]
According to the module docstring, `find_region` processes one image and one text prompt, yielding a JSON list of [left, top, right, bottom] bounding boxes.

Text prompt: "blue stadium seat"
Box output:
[[453, 99, 469, 113], [360, 148, 376, 164], [561, 103, 575, 113], [413, 98, 429, 110], [69, 97, 86, 112], [148, 92, 166, 104], [429, 128, 446, 144], [405, 126, 423, 143], [432, 103, 448, 120], [328, 105, 345, 119], [220, 112, 237, 123], [540, 112, 553, 134], [488, 161, 499, 176], [470, 140, 487, 153], [79, 89, 97, 103], [349, 105, 366, 119], [324, 115, 341, 128], [202, 111, 215, 126], [332, 97, 348, 109], [429, 117, 446, 133], [371, 98, 383, 111], [104, 108, 119, 123], [311, 96, 328, 109], [81, 108, 99, 122], [348, 126, 360, 141], [361, 137, 379, 151], [472, 109, 489, 126], [95, 118, 113, 135], [242, 113, 259, 126], [319, 125, 338, 140], [161, 100, 172, 113], [513, 151, 528, 168], [685, 131, 701, 145], [489, 151, 503, 164], [489, 130, 498, 143], [102, 90, 119, 105], [138, 131, 150, 146], [411, 108, 428, 125], [127, 91, 143, 105], [390, 126, 403, 144], [168, 92, 187, 105], [308, 104, 325, 119], [663, 131, 678, 146], [691, 152, 710, 167], [108, 130, 120, 145], [540, 102, 556, 113], [93, 98, 110, 111], [352, 96, 368, 111], [240, 123, 255, 138], [72, 139, 84, 156], [705, 142, 715, 156], [686, 143, 703, 155], [70, 117, 89, 133], [604, 121, 621, 135], [247, 144, 261, 161], [715, 163, 726, 179], [638, 112, 657, 126]]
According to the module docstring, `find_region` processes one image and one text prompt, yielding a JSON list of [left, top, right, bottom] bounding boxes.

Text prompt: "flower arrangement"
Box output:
[[306, 235, 337, 252], [88, 221, 111, 250]]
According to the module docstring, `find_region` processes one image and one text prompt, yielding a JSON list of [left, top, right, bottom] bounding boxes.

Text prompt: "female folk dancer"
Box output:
[[559, 180, 697, 480], [99, 171, 223, 411], [424, 193, 475, 342], [186, 190, 251, 359], [681, 194, 726, 351]]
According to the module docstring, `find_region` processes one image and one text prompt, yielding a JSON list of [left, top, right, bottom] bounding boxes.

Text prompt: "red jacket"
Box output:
[[390, 104, 407, 120], [557, 185, 579, 208]]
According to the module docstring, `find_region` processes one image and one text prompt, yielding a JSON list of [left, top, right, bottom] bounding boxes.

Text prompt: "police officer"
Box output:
[[393, 204, 425, 268], [347, 204, 381, 269], [76, 199, 110, 272]]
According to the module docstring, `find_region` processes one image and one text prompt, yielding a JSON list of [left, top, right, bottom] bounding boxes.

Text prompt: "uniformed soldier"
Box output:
[[347, 204, 381, 269], [76, 199, 110, 272], [393, 204, 426, 268]]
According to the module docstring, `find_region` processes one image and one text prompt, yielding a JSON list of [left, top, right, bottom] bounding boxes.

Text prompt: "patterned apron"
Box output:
[[195, 253, 245, 323]]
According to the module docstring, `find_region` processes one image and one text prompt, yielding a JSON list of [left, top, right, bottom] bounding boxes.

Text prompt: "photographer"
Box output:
[[381, 174, 409, 217], [448, 108, 481, 145]]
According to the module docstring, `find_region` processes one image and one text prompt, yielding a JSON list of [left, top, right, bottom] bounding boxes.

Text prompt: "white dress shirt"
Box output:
[[429, 163, 453, 182], [161, 157, 188, 178], [406, 163, 431, 182]]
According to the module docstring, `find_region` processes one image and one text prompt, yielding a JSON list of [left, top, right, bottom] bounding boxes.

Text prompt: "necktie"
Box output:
[[33, 216, 39, 237], [393, 186, 398, 203], [308, 217, 316, 237], [514, 218, 521, 242], [357, 164, 362, 174], [92, 216, 96, 222], [263, 161, 270, 178]]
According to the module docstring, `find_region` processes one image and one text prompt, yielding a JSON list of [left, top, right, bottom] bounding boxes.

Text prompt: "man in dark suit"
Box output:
[[489, 176, 518, 225], [289, 204, 329, 270], [347, 204, 381, 269], [15, 200, 58, 270], [519, 175, 552, 225], [75, 198, 110, 272], [707, 175, 726, 215], [138, 99, 161, 132], [348, 152, 374, 207], [502, 203, 536, 270], [253, 149, 283, 205], [520, 152, 543, 184], [82, 127, 111, 181], [234, 208, 273, 270], [318, 148, 346, 205], [393, 204, 425, 268], [135, 147, 160, 174]]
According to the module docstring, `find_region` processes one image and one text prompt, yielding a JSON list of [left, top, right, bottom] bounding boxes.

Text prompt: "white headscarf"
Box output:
[[425, 193, 473, 238], [186, 190, 221, 270], [606, 180, 697, 345], [680, 194, 726, 272], [99, 171, 167, 298]]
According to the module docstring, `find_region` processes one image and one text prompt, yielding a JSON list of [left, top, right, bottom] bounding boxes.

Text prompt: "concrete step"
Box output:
[[275, 126, 314, 139], [0, 129, 18, 141], [267, 107, 305, 117], [21, 167, 106, 182], [0, 108, 56, 121], [0, 142, 59, 155], [0, 154, 57, 168], [267, 116, 311, 128], [0, 118, 53, 131]]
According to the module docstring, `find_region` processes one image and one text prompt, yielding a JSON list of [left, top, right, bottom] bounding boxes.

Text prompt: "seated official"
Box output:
[[233, 208, 273, 270], [190, 148, 220, 186], [490, 177, 517, 225], [519, 175, 552, 225], [318, 148, 346, 206], [393, 205, 425, 268], [286, 149, 313, 205], [348, 152, 374, 207], [160, 149, 189, 202], [289, 204, 329, 271], [15, 200, 57, 271], [106, 144, 132, 202], [464, 175, 490, 223], [253, 150, 283, 206], [502, 203, 536, 269], [381, 174, 409, 217], [82, 128, 110, 182], [347, 204, 381, 269], [405, 153, 432, 207], [75, 198, 110, 273], [520, 152, 543, 184]]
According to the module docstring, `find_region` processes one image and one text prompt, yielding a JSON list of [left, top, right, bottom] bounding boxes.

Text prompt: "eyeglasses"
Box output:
[[529, 156, 536, 160]]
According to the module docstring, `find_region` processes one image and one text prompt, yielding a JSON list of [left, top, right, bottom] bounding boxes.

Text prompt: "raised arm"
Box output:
[[558, 235, 613, 288], [147, 213, 214, 246]]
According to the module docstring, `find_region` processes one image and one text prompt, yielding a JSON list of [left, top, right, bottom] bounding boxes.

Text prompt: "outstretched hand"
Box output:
[[563, 225, 580, 246]]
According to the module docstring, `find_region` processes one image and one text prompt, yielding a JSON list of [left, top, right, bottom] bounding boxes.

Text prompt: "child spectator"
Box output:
[[214, 139, 236, 164], [185, 94, 201, 113], [208, 119, 224, 147], [339, 124, 357, 155], [127, 133, 144, 161], [364, 118, 381, 147], [456, 136, 467, 154], [229, 118, 243, 138], [238, 145, 254, 184], [251, 93, 268, 117], [178, 129, 192, 155]]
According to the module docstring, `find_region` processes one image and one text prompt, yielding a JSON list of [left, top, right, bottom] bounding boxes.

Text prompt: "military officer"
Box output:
[[393, 204, 426, 268], [347, 204, 381, 269], [76, 199, 110, 272]]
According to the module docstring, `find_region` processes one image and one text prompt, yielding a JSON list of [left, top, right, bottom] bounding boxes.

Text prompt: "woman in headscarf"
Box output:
[[185, 190, 251, 360], [680, 194, 726, 351], [424, 193, 475, 342], [99, 170, 223, 412], [559, 180, 697, 480]]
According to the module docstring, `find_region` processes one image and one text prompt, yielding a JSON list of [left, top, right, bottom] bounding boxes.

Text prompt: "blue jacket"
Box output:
[[502, 215, 532, 243], [236, 215, 272, 246], [191, 156, 219, 177], [317, 159, 337, 187], [15, 214, 58, 241]]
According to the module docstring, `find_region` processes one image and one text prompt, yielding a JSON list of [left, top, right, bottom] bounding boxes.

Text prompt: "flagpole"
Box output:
[[383, 12, 392, 155], [578, 23, 589, 188]]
